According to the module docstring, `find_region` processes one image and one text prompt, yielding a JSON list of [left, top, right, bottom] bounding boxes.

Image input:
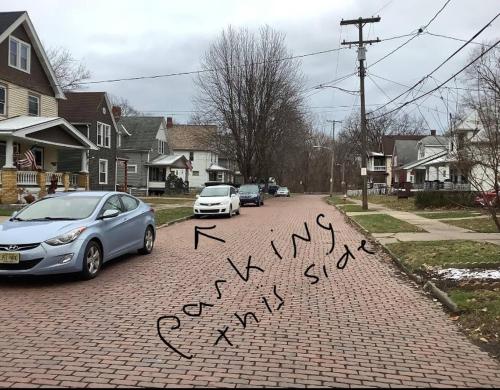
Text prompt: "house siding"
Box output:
[[58, 93, 118, 191], [0, 79, 58, 117], [173, 150, 217, 188], [116, 150, 149, 189], [0, 24, 54, 97]]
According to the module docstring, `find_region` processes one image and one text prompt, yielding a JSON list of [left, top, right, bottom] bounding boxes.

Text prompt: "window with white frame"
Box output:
[[127, 164, 137, 174], [99, 159, 108, 184], [9, 36, 31, 73], [158, 139, 166, 154], [0, 84, 6, 116], [28, 93, 39, 116], [97, 122, 111, 148]]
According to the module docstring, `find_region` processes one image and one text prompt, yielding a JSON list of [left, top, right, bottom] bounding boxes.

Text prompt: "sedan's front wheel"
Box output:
[[81, 241, 102, 280], [139, 226, 155, 255]]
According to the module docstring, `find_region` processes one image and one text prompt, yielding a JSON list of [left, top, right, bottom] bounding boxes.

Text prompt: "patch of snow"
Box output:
[[436, 268, 500, 280]]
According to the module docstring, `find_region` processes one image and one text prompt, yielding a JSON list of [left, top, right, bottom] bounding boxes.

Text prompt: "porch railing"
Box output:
[[17, 171, 38, 186], [45, 172, 64, 186], [70, 174, 79, 187], [373, 166, 387, 171]]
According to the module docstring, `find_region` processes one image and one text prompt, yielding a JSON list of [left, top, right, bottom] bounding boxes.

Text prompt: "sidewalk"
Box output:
[[347, 198, 500, 246]]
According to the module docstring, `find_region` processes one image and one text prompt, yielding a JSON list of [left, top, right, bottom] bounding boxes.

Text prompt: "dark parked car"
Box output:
[[239, 184, 264, 206], [268, 184, 279, 195]]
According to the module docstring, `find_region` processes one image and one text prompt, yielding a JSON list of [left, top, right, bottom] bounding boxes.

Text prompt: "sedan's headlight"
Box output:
[[45, 227, 87, 246]]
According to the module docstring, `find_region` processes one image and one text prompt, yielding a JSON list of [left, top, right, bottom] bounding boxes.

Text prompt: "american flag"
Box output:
[[17, 150, 40, 170], [186, 160, 193, 171]]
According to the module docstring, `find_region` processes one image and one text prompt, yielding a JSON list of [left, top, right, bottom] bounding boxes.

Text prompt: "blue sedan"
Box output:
[[0, 192, 155, 279]]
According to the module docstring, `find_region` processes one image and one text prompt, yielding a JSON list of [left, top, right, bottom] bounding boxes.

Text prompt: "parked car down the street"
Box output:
[[275, 186, 290, 197], [474, 191, 499, 207], [0, 192, 155, 279], [239, 184, 264, 206], [193, 185, 240, 218]]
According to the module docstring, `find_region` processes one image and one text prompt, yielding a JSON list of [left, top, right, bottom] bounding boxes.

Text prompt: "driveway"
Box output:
[[0, 195, 499, 387]]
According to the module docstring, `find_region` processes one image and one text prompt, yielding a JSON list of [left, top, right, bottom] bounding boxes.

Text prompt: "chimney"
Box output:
[[112, 106, 122, 121], [167, 117, 173, 128], [430, 129, 436, 136]]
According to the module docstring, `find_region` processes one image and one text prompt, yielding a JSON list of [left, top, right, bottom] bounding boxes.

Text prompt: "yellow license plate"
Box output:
[[0, 253, 20, 264]]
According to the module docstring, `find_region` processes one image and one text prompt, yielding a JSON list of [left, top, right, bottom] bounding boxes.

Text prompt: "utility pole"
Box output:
[[326, 119, 342, 197], [340, 16, 380, 210]]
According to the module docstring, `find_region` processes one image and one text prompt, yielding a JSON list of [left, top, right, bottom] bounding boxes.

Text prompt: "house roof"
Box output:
[[381, 134, 425, 155], [207, 163, 229, 172], [117, 116, 165, 151], [393, 139, 420, 166], [147, 154, 190, 169], [58, 92, 118, 132], [400, 150, 448, 170], [0, 11, 64, 99], [168, 124, 217, 151], [0, 11, 24, 35], [0, 115, 97, 150], [418, 135, 449, 147]]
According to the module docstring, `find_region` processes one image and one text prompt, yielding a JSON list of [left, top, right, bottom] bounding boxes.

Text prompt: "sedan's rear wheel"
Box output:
[[81, 241, 102, 280], [139, 226, 155, 255]]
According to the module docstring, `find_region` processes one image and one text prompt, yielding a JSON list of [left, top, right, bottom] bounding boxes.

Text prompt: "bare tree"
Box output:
[[195, 25, 305, 182], [451, 43, 500, 231], [109, 95, 143, 117], [47, 46, 91, 91], [343, 110, 427, 155]]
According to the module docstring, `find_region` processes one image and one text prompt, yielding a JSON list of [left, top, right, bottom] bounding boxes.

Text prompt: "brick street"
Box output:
[[1, 195, 499, 387]]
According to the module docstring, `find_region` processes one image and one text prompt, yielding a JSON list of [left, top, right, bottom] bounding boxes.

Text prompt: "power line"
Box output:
[[369, 12, 499, 115], [368, 39, 500, 120], [425, 31, 495, 47]]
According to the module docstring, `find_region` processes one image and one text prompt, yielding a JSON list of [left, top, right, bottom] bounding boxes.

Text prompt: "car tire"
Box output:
[[194, 214, 201, 219], [236, 208, 240, 215], [138, 226, 155, 255], [257, 199, 261, 207], [227, 206, 232, 218], [81, 240, 103, 280]]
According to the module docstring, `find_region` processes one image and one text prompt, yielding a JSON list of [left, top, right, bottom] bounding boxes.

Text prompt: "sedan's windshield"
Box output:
[[200, 187, 229, 197], [14, 196, 102, 221], [239, 184, 259, 193], [279, 187, 288, 191]]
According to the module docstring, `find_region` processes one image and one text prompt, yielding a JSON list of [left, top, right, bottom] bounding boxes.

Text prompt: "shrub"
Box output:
[[414, 191, 477, 209]]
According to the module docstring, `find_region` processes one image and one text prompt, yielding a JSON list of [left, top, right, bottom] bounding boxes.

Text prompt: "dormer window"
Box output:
[[158, 139, 166, 154], [9, 36, 30, 73]]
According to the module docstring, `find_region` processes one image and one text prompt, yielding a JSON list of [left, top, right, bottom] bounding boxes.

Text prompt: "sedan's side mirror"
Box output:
[[101, 209, 120, 219]]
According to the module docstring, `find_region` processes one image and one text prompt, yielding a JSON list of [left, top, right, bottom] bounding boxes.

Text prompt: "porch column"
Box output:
[[37, 171, 47, 198], [1, 168, 18, 204], [63, 172, 70, 191], [80, 150, 89, 173], [3, 138, 15, 168]]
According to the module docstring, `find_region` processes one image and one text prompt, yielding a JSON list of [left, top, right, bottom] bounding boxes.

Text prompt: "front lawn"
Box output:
[[352, 195, 417, 211], [337, 204, 375, 213], [155, 207, 193, 226], [443, 217, 500, 233], [141, 197, 196, 205], [0, 208, 14, 216], [351, 214, 424, 233], [416, 210, 483, 219], [447, 288, 500, 356], [326, 195, 355, 205], [386, 240, 500, 272]]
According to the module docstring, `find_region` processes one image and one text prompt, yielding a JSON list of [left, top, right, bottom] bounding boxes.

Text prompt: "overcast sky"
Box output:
[[3, 0, 499, 134]]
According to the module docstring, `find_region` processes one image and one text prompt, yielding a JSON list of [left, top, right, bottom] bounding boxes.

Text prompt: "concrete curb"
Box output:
[[424, 281, 460, 313], [157, 215, 194, 230]]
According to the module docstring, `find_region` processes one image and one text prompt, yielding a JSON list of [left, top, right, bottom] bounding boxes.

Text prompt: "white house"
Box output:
[[166, 118, 220, 188]]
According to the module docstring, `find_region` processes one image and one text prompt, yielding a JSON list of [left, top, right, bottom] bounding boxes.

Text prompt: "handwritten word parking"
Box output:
[[157, 213, 375, 359]]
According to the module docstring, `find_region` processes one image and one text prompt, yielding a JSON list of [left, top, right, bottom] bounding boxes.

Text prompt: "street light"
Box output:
[[313, 145, 334, 197]]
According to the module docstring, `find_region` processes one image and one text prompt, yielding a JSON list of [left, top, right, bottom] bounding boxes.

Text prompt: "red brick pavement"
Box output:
[[0, 195, 499, 387]]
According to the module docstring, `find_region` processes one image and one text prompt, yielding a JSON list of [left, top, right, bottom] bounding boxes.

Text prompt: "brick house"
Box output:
[[0, 11, 96, 204]]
